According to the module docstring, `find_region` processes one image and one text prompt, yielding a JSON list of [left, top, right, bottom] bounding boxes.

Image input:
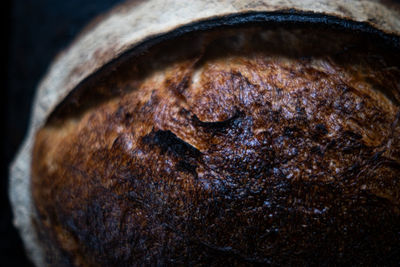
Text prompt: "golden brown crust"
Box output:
[[32, 26, 400, 266]]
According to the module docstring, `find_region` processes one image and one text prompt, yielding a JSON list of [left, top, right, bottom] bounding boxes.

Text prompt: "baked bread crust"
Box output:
[[32, 26, 400, 266], [9, 0, 400, 266]]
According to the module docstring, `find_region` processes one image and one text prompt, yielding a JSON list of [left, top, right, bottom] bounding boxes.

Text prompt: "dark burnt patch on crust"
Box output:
[[142, 129, 202, 159], [32, 25, 400, 266], [192, 110, 243, 132]]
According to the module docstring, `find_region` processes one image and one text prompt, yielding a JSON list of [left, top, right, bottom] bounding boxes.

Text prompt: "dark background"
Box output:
[[1, 1, 125, 265]]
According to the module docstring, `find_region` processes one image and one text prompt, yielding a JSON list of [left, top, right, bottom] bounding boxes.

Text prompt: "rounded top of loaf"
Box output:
[[18, 0, 400, 133]]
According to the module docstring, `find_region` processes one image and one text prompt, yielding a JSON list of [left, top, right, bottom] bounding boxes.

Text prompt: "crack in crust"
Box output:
[[32, 26, 400, 266]]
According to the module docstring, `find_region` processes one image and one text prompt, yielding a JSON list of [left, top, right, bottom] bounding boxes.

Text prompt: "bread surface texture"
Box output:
[[31, 26, 400, 266]]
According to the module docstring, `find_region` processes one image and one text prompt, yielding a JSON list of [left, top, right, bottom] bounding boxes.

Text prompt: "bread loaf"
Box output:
[[10, 0, 400, 266]]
